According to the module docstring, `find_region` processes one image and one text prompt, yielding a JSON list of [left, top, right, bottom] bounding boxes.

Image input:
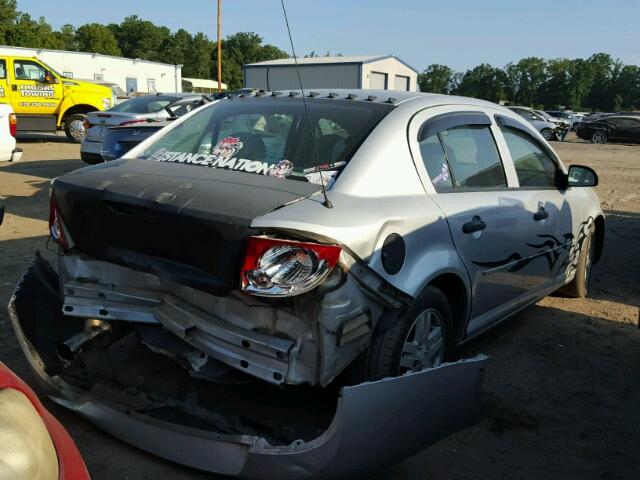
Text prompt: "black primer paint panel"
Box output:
[[52, 158, 321, 294], [381, 234, 405, 275]]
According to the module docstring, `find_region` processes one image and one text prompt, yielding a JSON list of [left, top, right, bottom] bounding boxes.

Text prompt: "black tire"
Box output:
[[350, 286, 454, 383], [591, 130, 607, 144], [559, 226, 595, 298], [64, 113, 88, 143], [541, 128, 554, 141]]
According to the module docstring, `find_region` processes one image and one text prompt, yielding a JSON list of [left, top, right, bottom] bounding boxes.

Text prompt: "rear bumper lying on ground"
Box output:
[[8, 254, 487, 479]]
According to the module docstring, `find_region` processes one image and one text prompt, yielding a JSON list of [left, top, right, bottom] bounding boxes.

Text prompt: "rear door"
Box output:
[[628, 118, 640, 142], [615, 118, 640, 142], [409, 107, 532, 333]]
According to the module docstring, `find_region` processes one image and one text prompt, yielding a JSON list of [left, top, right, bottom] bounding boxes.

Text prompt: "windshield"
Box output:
[[137, 97, 393, 185], [110, 95, 181, 113], [37, 59, 63, 78]]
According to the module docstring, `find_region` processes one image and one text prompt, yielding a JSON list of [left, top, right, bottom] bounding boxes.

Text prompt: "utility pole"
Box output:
[[217, 0, 222, 93]]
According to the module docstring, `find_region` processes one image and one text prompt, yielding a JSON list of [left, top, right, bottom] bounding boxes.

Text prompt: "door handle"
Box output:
[[11, 84, 17, 91], [462, 215, 487, 234], [533, 207, 549, 221]]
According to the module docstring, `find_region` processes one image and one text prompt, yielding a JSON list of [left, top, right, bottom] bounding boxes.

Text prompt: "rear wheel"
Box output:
[[541, 128, 554, 141], [64, 114, 87, 143], [591, 130, 607, 144], [352, 286, 453, 382]]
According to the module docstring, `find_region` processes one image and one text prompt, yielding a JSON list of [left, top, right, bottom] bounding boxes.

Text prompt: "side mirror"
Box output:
[[567, 165, 598, 187], [43, 72, 57, 84]]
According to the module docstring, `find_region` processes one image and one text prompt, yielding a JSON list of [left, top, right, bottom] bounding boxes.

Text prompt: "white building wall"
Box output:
[[361, 58, 418, 92], [0, 45, 182, 93]]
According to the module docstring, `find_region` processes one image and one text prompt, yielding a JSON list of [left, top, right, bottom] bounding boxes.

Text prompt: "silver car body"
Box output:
[[9, 89, 603, 478]]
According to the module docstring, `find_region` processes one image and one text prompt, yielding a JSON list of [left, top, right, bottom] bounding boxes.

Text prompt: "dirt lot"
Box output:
[[1, 133, 639, 480]]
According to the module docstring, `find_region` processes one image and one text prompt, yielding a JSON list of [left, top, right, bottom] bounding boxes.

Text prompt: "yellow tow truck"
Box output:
[[0, 55, 114, 142]]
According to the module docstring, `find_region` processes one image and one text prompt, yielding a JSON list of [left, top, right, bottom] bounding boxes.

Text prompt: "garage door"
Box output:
[[370, 71, 388, 90], [395, 75, 410, 91]]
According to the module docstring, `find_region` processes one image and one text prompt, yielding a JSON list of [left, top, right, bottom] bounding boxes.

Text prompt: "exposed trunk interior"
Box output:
[[16, 255, 338, 446]]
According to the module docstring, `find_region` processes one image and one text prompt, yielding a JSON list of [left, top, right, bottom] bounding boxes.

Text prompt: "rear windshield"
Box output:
[[137, 96, 393, 185], [110, 95, 180, 113]]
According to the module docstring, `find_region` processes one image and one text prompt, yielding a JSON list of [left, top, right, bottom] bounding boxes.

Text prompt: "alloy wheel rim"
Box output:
[[593, 132, 605, 143], [399, 308, 444, 373], [69, 120, 85, 140], [542, 129, 553, 140]]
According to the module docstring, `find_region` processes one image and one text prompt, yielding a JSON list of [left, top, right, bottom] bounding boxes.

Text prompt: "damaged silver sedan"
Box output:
[[9, 89, 603, 478]]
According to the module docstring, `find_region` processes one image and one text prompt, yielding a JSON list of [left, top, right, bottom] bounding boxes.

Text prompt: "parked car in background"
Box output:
[[576, 115, 640, 144], [101, 121, 168, 161], [12, 89, 604, 479], [545, 110, 582, 130], [507, 106, 563, 140], [0, 361, 90, 480], [80, 93, 211, 164], [0, 103, 22, 163], [533, 109, 571, 139], [91, 80, 131, 105]]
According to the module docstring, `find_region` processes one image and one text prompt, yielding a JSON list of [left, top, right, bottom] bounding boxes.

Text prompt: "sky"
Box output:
[[17, 0, 640, 71]]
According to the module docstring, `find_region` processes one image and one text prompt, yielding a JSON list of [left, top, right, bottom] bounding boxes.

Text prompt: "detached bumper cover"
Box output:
[[8, 255, 488, 479]]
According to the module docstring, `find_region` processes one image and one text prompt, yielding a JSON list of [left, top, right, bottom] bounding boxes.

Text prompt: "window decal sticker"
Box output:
[[267, 159, 294, 178]]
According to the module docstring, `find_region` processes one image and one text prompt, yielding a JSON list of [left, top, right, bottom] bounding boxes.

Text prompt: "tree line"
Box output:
[[0, 0, 288, 89], [1, 0, 638, 107], [418, 54, 640, 112]]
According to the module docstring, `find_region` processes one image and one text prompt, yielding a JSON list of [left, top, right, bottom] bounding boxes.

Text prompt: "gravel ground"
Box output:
[[1, 133, 639, 480]]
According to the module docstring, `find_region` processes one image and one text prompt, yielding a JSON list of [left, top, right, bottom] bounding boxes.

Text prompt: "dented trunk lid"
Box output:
[[52, 158, 321, 295]]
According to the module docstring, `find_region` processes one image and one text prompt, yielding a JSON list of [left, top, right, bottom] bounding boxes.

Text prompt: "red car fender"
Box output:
[[0, 362, 90, 480]]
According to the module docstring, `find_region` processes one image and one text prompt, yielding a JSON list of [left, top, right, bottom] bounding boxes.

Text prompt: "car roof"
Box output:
[[233, 88, 501, 110]]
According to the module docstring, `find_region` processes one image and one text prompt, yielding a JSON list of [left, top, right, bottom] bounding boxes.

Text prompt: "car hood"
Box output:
[[62, 79, 112, 99]]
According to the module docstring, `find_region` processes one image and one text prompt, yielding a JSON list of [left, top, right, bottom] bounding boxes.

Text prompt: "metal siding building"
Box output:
[[243, 55, 418, 92], [0, 45, 182, 93]]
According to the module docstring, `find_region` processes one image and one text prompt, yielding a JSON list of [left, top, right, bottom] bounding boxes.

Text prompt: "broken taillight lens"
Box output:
[[8, 113, 17, 137], [240, 237, 341, 297], [49, 194, 70, 250]]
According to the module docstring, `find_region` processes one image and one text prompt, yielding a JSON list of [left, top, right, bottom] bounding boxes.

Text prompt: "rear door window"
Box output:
[[501, 126, 559, 187], [418, 125, 506, 190]]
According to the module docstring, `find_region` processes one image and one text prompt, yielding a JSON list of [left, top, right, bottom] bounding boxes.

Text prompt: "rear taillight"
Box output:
[[240, 237, 341, 297], [83, 119, 91, 130], [8, 113, 17, 137], [119, 119, 149, 127], [49, 195, 70, 250]]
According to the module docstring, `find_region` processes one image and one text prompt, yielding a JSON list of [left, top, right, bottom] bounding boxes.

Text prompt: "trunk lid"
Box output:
[[85, 112, 159, 141], [52, 158, 321, 295]]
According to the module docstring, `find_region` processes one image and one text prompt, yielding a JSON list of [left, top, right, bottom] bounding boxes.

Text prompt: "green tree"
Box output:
[[505, 57, 546, 105], [53, 24, 77, 51], [584, 53, 616, 111], [418, 64, 455, 94], [75, 23, 121, 55], [6, 13, 61, 49], [454, 63, 509, 102], [0, 0, 18, 44], [214, 32, 288, 89], [614, 65, 640, 109], [109, 15, 170, 61]]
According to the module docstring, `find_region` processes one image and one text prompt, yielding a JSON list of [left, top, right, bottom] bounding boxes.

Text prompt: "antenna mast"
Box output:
[[280, 0, 332, 208], [217, 0, 222, 93]]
